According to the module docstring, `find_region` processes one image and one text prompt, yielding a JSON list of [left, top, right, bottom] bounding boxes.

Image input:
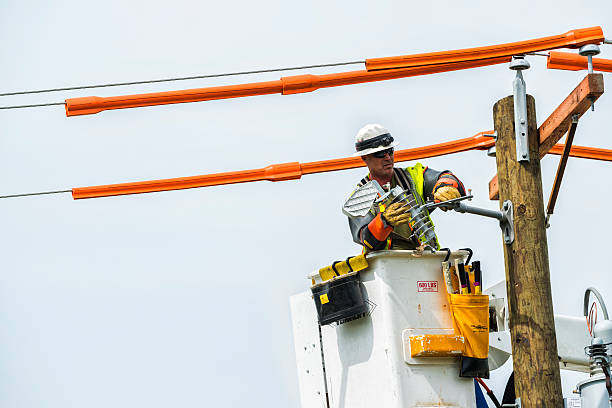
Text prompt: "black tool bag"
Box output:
[[311, 271, 368, 326]]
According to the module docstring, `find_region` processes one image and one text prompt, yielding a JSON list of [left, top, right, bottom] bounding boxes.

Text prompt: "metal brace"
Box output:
[[424, 196, 515, 245], [502, 398, 522, 408], [510, 56, 530, 163]]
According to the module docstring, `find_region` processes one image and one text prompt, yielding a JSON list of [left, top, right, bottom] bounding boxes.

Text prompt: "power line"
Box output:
[[0, 102, 65, 110], [0, 60, 365, 97], [0, 189, 71, 199]]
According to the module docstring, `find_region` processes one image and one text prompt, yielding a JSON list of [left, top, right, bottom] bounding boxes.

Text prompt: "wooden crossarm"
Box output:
[[489, 74, 604, 200]]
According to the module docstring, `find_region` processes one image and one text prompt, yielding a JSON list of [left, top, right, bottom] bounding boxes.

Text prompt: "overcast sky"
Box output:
[[0, 1, 610, 407]]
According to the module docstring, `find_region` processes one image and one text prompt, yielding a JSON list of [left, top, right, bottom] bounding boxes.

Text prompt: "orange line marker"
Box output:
[[547, 51, 612, 72], [71, 131, 494, 199], [71, 134, 612, 200], [65, 59, 508, 117], [366, 26, 604, 71]]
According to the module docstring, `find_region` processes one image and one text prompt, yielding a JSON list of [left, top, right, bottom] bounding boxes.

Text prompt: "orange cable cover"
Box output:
[[65, 58, 509, 117], [365, 27, 604, 71], [65, 80, 284, 116], [547, 51, 612, 72], [548, 144, 612, 161], [72, 131, 494, 199], [71, 134, 612, 199]]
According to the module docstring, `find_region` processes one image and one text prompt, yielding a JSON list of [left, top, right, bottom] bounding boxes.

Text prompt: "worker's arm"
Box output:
[[348, 211, 391, 250], [423, 167, 466, 202], [361, 213, 394, 250]]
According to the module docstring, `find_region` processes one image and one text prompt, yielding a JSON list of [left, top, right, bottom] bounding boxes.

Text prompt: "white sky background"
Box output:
[[0, 1, 610, 406]]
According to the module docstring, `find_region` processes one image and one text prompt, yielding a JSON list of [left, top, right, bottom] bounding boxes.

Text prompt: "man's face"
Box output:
[[362, 148, 394, 180]]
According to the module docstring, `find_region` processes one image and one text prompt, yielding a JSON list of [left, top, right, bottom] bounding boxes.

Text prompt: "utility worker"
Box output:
[[347, 124, 466, 251]]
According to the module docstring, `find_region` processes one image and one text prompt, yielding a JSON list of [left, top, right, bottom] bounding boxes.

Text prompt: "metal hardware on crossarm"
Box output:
[[545, 114, 579, 228], [579, 44, 601, 111]]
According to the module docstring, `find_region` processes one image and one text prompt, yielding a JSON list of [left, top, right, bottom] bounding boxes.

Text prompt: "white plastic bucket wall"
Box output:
[[320, 250, 476, 408]]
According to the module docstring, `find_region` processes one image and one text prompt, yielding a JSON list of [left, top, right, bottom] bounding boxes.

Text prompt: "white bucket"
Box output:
[[319, 250, 476, 408]]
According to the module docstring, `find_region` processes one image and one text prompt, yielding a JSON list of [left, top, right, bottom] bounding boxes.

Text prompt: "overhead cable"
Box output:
[[0, 189, 71, 199], [65, 58, 509, 116], [63, 26, 605, 117], [1, 138, 611, 201], [0, 61, 365, 97], [547, 51, 612, 72], [364, 26, 603, 70], [0, 102, 65, 110]]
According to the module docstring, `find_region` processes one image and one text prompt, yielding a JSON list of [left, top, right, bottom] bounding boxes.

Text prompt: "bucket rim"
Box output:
[[365, 249, 470, 261]]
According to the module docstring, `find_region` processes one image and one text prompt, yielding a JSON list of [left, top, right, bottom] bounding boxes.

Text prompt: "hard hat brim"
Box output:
[[352, 141, 399, 157]]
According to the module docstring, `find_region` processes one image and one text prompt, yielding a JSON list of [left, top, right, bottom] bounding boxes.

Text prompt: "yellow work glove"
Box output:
[[381, 202, 412, 227], [434, 186, 461, 203]]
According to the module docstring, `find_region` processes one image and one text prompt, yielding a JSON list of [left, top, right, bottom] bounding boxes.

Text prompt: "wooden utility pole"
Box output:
[[494, 94, 563, 407]]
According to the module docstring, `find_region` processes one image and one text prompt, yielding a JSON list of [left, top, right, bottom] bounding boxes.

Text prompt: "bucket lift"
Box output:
[[291, 250, 478, 408], [291, 255, 612, 407]]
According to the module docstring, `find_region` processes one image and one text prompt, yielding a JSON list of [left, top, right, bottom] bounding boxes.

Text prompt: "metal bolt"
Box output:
[[483, 131, 497, 140]]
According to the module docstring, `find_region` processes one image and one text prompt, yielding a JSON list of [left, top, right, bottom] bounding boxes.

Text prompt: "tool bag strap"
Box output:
[[393, 167, 412, 191], [358, 174, 370, 187]]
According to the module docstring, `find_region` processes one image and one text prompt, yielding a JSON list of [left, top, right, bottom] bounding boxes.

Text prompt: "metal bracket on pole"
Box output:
[[424, 196, 515, 245], [454, 200, 514, 245], [510, 56, 530, 163], [579, 44, 601, 111]]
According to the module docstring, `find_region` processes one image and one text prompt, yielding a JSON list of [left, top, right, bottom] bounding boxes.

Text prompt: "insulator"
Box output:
[[585, 340, 610, 376], [389, 188, 439, 249]]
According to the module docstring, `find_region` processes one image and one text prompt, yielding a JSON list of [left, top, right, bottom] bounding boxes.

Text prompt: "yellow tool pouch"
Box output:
[[318, 254, 369, 282], [448, 293, 490, 378]]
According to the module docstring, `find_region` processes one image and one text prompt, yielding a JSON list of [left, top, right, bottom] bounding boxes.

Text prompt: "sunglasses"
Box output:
[[372, 148, 394, 158]]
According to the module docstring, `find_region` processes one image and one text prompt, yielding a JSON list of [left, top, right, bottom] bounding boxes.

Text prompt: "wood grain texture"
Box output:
[[489, 73, 604, 200], [494, 95, 563, 407], [538, 73, 603, 157]]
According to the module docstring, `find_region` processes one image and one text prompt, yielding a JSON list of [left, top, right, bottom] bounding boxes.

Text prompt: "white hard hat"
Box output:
[[352, 123, 399, 157]]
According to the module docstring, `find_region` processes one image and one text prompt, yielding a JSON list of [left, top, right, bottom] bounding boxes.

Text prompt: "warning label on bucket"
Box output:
[[417, 281, 438, 292]]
